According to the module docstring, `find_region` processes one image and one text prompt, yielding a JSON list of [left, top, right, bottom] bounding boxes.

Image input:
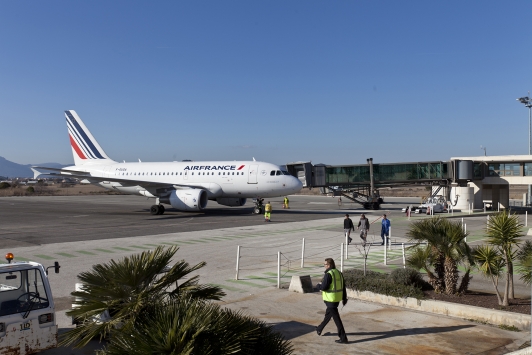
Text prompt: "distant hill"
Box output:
[[0, 156, 67, 178]]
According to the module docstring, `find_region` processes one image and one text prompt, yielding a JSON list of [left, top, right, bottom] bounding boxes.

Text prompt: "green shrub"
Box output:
[[26, 186, 35, 194], [343, 268, 426, 299], [387, 267, 431, 290], [0, 182, 10, 189]]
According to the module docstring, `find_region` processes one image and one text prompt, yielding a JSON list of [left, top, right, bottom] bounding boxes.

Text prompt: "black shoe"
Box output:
[[335, 339, 348, 344], [315, 327, 321, 336], [380, 242, 384, 245]]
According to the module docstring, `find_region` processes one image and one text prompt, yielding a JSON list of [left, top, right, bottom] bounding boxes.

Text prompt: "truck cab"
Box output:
[[0, 253, 60, 354]]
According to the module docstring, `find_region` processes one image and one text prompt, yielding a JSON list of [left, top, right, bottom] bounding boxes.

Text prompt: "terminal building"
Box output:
[[286, 155, 532, 211]]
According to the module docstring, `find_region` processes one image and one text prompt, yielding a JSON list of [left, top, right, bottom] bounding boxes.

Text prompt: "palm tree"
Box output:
[[516, 240, 532, 286], [472, 245, 505, 305], [96, 297, 293, 355], [406, 216, 472, 295], [486, 211, 524, 300], [61, 246, 225, 348], [406, 245, 443, 293]]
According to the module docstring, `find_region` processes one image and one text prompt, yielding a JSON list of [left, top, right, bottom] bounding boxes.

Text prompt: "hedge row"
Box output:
[[342, 268, 430, 300]]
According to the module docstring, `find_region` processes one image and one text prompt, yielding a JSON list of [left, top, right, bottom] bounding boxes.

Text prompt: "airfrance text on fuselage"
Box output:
[[184, 165, 245, 171], [114, 165, 245, 172]]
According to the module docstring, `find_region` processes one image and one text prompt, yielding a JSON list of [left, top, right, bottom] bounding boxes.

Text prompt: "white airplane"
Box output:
[[32, 110, 303, 215]]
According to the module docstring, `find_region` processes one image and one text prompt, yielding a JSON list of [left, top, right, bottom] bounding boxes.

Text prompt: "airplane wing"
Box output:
[[31, 167, 204, 190]]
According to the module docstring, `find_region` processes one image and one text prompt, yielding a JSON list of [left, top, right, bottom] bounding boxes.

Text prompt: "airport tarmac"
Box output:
[[0, 194, 530, 354]]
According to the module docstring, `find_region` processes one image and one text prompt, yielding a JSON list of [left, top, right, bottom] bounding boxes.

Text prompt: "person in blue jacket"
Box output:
[[381, 214, 391, 246]]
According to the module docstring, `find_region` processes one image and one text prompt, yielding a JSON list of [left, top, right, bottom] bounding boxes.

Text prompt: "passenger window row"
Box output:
[[117, 172, 245, 176]]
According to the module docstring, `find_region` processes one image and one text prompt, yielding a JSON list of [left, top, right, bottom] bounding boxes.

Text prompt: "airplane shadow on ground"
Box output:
[[270, 321, 475, 343]]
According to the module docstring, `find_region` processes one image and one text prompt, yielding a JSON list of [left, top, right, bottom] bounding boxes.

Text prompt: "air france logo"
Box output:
[[184, 165, 245, 171]]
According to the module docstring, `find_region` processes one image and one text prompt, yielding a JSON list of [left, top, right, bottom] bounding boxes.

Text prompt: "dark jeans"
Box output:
[[317, 301, 347, 341], [381, 229, 389, 243]]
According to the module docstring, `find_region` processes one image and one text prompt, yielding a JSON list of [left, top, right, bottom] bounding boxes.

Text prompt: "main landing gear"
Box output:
[[150, 204, 165, 215]]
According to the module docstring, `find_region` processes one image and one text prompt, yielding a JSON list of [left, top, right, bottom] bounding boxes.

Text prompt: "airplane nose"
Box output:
[[291, 176, 303, 192]]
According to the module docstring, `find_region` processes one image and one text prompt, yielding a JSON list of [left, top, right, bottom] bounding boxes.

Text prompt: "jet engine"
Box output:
[[216, 198, 247, 207], [167, 189, 208, 211]]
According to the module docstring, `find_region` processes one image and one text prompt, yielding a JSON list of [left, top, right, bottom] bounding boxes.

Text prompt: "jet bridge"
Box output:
[[286, 159, 458, 209]]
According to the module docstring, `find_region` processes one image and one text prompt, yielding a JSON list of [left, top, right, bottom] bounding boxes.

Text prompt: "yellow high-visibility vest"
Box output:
[[322, 268, 343, 302]]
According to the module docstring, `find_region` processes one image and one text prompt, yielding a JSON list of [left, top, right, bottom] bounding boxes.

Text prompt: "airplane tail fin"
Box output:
[[65, 110, 115, 166]]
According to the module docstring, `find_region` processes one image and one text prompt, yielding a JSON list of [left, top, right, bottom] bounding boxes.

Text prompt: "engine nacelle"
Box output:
[[167, 189, 208, 211], [216, 198, 247, 207]]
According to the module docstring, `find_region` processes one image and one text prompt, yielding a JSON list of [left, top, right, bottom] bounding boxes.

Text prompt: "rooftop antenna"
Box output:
[[253, 157, 256, 161], [480, 145, 486, 156]]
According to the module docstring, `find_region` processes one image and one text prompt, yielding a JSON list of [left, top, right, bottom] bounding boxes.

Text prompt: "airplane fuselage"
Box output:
[[65, 160, 302, 199]]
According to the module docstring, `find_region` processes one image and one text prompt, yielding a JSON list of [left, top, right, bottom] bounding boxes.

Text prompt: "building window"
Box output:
[[488, 164, 501, 176], [504, 163, 520, 176]]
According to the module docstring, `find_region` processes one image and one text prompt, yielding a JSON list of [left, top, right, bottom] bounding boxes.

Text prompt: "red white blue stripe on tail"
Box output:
[[65, 110, 114, 165]]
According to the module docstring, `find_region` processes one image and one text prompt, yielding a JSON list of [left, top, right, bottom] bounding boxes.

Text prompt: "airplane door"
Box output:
[[248, 164, 258, 184]]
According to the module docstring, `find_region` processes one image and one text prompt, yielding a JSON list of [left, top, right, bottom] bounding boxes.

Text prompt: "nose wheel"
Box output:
[[253, 198, 264, 214], [150, 204, 165, 215]]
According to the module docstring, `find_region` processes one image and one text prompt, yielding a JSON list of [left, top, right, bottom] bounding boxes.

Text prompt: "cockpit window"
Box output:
[[276, 170, 282, 176], [270, 171, 275, 176], [281, 170, 290, 175]]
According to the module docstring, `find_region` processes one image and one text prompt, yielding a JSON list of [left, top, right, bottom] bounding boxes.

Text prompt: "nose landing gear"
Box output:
[[253, 198, 264, 214]]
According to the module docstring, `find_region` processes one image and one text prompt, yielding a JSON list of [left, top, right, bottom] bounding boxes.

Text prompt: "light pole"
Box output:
[[480, 145, 486, 156], [517, 95, 532, 206]]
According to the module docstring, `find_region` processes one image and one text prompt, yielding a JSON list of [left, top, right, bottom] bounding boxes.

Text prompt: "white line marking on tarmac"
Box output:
[[59, 215, 89, 218]]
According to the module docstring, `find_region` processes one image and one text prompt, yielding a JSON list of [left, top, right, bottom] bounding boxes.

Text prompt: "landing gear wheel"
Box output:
[[377, 198, 383, 204], [253, 207, 261, 214], [150, 205, 160, 215], [158, 205, 165, 215], [363, 202, 370, 210], [372, 202, 380, 210]]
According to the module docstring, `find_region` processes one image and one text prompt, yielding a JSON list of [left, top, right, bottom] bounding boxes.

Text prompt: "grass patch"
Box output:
[[498, 324, 520, 332]]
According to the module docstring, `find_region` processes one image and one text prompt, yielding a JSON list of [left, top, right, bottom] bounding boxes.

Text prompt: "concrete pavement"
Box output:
[[1, 194, 530, 353]]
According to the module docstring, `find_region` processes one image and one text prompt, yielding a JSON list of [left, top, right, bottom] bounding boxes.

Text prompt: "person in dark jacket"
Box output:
[[315, 258, 348, 344], [357, 214, 370, 245], [343, 214, 354, 244]]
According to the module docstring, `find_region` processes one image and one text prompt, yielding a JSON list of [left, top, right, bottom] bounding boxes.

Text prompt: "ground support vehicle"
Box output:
[[415, 196, 447, 214], [0, 253, 60, 355]]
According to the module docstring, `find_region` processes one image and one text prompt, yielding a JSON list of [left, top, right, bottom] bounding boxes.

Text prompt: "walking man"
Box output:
[[357, 214, 370, 245], [316, 258, 348, 344], [264, 201, 272, 222], [343, 214, 354, 244], [381, 214, 391, 246]]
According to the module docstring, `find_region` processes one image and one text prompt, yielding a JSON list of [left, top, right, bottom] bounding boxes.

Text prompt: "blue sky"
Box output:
[[1, 1, 530, 166]]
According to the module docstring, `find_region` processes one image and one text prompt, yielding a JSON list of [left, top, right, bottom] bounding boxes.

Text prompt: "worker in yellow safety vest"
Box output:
[[264, 201, 272, 222], [315, 258, 348, 344], [283, 196, 289, 209]]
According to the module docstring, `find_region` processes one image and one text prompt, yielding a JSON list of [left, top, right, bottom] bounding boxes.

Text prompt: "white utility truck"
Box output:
[[0, 253, 60, 354]]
